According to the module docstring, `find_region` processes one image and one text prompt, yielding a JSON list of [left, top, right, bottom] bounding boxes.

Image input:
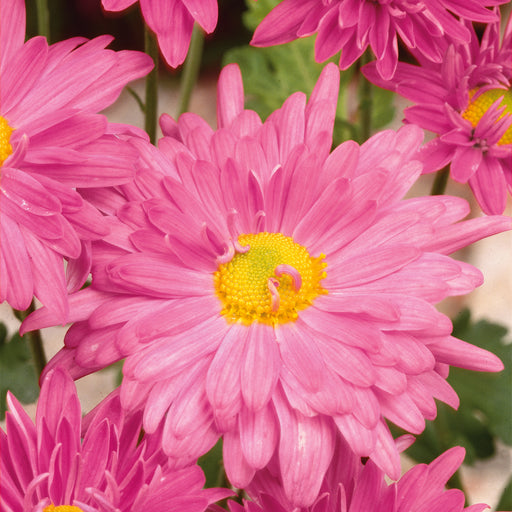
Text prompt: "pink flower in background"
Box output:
[[216, 437, 490, 512], [24, 63, 509, 507], [0, 0, 153, 320], [363, 10, 512, 214], [251, 0, 505, 79], [101, 0, 218, 67], [1, 368, 230, 512]]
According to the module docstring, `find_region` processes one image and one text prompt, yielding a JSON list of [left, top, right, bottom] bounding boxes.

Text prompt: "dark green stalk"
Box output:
[[430, 166, 450, 196], [35, 0, 50, 40], [14, 302, 47, 375], [358, 48, 374, 143], [144, 26, 159, 144], [176, 24, 205, 117]]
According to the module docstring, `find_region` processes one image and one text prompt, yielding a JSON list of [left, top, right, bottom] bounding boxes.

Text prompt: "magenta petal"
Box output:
[[223, 430, 256, 488], [429, 335, 504, 372], [251, 0, 317, 47], [146, 1, 194, 68], [468, 156, 508, 215], [181, 0, 218, 32], [101, 0, 137, 11], [0, 215, 33, 310], [450, 146, 482, 182], [206, 323, 247, 420], [241, 323, 281, 411], [239, 403, 278, 469], [0, 0, 26, 72], [276, 321, 327, 393], [274, 393, 335, 507]]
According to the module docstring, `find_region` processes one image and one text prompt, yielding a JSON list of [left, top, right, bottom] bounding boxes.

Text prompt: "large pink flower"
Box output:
[[24, 63, 509, 507], [0, 368, 230, 512], [101, 0, 218, 67], [363, 10, 512, 214], [251, 0, 505, 79], [0, 0, 153, 320], [218, 437, 491, 512]]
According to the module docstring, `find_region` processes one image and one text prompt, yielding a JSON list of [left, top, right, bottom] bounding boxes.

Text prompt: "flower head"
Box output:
[[221, 436, 491, 512], [101, 0, 218, 67], [24, 62, 509, 507], [363, 10, 512, 214], [0, 367, 230, 512], [0, 0, 153, 320], [250, 0, 506, 80]]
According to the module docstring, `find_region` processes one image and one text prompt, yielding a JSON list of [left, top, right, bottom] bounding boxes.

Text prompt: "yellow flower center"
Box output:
[[43, 506, 84, 512], [462, 88, 512, 145], [214, 232, 327, 326], [0, 115, 14, 165]]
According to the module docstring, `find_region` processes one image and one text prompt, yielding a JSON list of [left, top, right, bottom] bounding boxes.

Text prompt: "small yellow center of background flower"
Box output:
[[0, 115, 14, 165], [462, 88, 512, 145], [214, 232, 327, 325], [43, 506, 84, 512]]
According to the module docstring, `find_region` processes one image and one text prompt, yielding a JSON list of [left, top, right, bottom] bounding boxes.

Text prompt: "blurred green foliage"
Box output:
[[0, 323, 40, 420]]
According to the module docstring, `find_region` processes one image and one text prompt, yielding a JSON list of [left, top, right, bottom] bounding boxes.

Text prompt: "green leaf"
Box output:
[[450, 309, 512, 448], [0, 323, 40, 420], [198, 438, 226, 488], [497, 474, 512, 511], [398, 309, 512, 466]]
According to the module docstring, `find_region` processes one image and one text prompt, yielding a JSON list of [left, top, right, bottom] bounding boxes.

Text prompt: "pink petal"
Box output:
[[181, 0, 218, 32], [239, 403, 278, 469], [101, 0, 137, 10], [241, 323, 281, 411], [274, 390, 335, 507], [251, 0, 317, 47]]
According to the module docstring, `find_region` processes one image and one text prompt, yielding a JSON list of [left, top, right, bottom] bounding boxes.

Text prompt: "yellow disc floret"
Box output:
[[0, 115, 14, 165], [214, 232, 327, 325], [462, 88, 512, 145], [43, 506, 84, 512]]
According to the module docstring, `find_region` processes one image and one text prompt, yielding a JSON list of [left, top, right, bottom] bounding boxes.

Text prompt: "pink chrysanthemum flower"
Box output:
[[24, 63, 509, 507], [217, 437, 491, 512], [250, 0, 505, 79], [0, 0, 153, 320], [363, 10, 512, 214], [1, 367, 230, 512], [101, 0, 218, 67]]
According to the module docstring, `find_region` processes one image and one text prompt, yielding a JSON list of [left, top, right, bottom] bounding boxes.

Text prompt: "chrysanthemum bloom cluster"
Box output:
[[101, 0, 218, 67], [251, 0, 506, 79], [24, 62, 510, 507], [0, 0, 153, 320], [363, 10, 512, 214], [0, 367, 230, 512], [217, 437, 490, 512]]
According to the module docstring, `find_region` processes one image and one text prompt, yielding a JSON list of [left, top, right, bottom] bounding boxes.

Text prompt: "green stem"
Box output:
[[144, 27, 159, 144], [430, 166, 450, 196], [358, 48, 373, 144], [14, 302, 47, 375], [35, 0, 50, 40], [176, 24, 205, 117]]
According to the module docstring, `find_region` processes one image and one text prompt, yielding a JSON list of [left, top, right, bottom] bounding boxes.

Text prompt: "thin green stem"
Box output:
[[176, 24, 205, 118], [13, 302, 47, 375], [430, 166, 450, 196], [144, 27, 159, 144], [35, 0, 50, 40], [358, 48, 373, 144]]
